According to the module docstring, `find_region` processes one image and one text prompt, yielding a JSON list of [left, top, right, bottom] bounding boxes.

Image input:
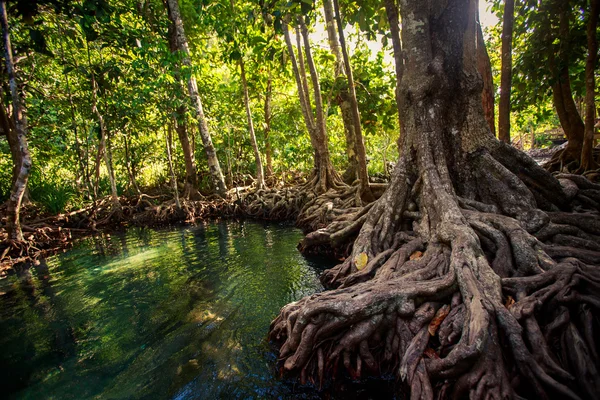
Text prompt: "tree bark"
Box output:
[[166, 22, 201, 199], [239, 58, 266, 189], [498, 0, 514, 143], [87, 42, 119, 206], [332, 0, 373, 199], [477, 17, 495, 136], [165, 123, 181, 208], [1, 0, 31, 241], [282, 17, 342, 193], [580, 0, 599, 171], [122, 133, 141, 195], [165, 0, 227, 197], [299, 18, 342, 194], [264, 72, 273, 179], [384, 0, 404, 140], [550, 0, 585, 166], [323, 0, 358, 183], [0, 90, 19, 188]]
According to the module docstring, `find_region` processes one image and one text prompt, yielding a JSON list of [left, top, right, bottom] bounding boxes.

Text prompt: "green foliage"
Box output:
[[1, 0, 398, 207]]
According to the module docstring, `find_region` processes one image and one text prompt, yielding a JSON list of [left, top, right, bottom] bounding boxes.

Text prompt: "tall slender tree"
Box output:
[[165, 0, 227, 197], [498, 0, 514, 143], [322, 0, 358, 183], [477, 15, 495, 136], [166, 22, 202, 200], [383, 0, 403, 138], [282, 16, 342, 193], [239, 58, 266, 189], [1, 0, 31, 241], [331, 0, 373, 199]]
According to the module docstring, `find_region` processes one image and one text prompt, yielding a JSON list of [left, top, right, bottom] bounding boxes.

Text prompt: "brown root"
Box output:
[[269, 143, 600, 399]]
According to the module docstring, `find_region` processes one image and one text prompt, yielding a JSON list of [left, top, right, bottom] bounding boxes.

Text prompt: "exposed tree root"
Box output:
[[239, 186, 315, 221], [270, 165, 600, 399], [543, 146, 600, 179]]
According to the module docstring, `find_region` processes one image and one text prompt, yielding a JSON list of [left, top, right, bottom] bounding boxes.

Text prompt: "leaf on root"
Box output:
[[354, 252, 368, 270], [428, 304, 451, 336], [423, 348, 440, 359], [505, 296, 515, 309], [409, 251, 423, 260]]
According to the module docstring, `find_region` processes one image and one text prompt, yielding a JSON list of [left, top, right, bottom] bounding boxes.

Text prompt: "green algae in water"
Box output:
[[0, 221, 330, 399]]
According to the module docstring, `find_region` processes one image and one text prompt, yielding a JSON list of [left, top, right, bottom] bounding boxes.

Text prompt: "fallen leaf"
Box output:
[[428, 304, 451, 336], [354, 252, 368, 271], [505, 296, 515, 309], [423, 348, 440, 359], [409, 251, 423, 260]]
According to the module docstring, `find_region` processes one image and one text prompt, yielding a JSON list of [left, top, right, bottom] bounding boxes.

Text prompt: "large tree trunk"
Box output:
[[498, 0, 514, 143], [580, 0, 599, 171], [323, 0, 358, 184], [270, 1, 600, 399], [239, 59, 266, 189], [165, 0, 227, 197], [1, 0, 31, 241], [167, 23, 201, 200]]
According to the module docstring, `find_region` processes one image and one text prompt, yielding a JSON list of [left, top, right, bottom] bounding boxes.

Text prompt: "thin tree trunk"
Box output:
[[299, 18, 341, 193], [581, 0, 599, 171], [323, 0, 358, 183], [295, 25, 315, 137], [87, 42, 119, 206], [0, 90, 19, 187], [167, 23, 201, 199], [174, 106, 201, 199], [477, 17, 495, 136], [165, 0, 227, 197], [103, 131, 119, 204], [264, 72, 273, 179], [123, 133, 141, 195], [166, 124, 181, 208], [239, 59, 265, 189], [57, 25, 89, 194], [332, 0, 372, 199], [498, 0, 514, 143], [1, 1, 31, 241], [550, 1, 585, 164], [282, 20, 317, 154], [384, 0, 404, 136]]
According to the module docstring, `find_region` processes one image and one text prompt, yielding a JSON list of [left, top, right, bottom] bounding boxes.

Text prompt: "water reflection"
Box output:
[[0, 221, 332, 399]]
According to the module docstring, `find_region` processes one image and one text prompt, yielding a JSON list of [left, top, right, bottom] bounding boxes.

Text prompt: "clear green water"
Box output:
[[0, 221, 335, 399]]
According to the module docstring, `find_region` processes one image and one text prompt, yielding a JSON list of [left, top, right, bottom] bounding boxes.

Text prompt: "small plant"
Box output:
[[29, 182, 75, 214]]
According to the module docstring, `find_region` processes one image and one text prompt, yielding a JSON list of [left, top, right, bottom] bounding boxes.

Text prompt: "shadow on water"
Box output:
[[0, 221, 400, 399]]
